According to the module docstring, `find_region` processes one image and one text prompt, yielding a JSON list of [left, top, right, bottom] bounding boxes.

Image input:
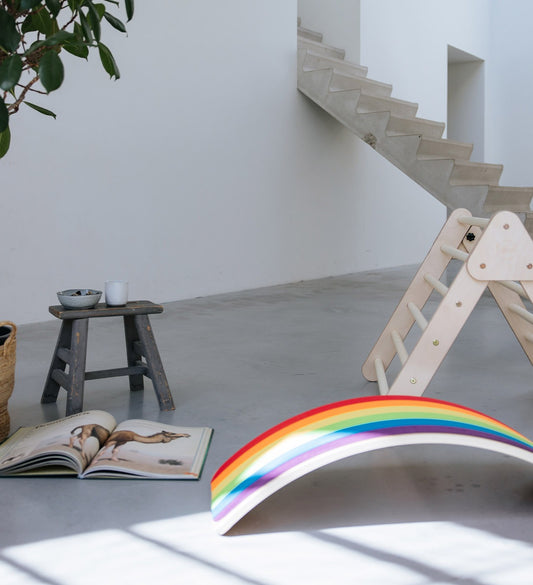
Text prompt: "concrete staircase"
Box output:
[[297, 24, 533, 224]]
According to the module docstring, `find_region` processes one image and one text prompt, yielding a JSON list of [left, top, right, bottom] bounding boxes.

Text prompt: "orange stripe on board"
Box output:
[[211, 396, 500, 490]]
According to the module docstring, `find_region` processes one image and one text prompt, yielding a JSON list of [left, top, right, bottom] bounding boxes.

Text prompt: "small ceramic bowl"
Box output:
[[57, 289, 102, 310]]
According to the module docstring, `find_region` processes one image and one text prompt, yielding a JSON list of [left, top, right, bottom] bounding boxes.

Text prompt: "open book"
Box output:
[[0, 411, 212, 479]]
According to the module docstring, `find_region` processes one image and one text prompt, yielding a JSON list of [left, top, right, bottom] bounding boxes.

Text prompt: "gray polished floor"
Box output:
[[2, 266, 533, 584]]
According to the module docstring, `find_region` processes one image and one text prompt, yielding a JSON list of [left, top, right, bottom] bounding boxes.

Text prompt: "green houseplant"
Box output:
[[0, 0, 133, 158]]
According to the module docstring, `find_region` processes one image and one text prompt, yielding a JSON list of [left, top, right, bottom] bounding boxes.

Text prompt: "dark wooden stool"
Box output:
[[41, 301, 175, 416]]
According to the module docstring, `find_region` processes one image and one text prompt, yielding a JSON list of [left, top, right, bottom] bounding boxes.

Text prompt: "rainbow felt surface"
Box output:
[[211, 395, 533, 534]]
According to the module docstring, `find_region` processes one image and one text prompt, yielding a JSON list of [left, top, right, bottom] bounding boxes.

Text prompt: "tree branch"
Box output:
[[7, 76, 40, 114]]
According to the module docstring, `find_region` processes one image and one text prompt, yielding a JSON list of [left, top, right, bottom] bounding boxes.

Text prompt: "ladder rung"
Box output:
[[424, 273, 449, 296], [391, 329, 409, 365], [441, 244, 469, 262], [497, 280, 528, 299], [407, 302, 428, 330], [457, 216, 490, 228], [509, 303, 533, 325], [374, 358, 389, 395]]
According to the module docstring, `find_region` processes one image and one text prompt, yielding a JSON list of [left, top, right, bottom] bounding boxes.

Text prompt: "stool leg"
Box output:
[[134, 314, 175, 411], [124, 315, 144, 392], [65, 318, 89, 416], [41, 320, 72, 404]]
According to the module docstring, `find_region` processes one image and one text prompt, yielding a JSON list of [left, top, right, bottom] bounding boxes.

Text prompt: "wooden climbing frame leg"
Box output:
[[488, 281, 533, 366], [363, 209, 533, 398], [387, 265, 486, 396], [362, 208, 472, 385], [462, 222, 533, 366]]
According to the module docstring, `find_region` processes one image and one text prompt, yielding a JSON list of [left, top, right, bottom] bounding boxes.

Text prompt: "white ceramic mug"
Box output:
[[105, 280, 128, 306]]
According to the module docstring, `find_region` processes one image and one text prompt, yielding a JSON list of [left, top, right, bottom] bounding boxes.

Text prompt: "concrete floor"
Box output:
[[2, 266, 533, 584]]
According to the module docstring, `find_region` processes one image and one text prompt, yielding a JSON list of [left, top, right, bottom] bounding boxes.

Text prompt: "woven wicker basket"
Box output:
[[0, 321, 16, 441]]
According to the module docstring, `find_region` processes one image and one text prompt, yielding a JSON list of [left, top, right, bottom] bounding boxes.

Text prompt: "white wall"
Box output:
[[0, 0, 436, 325], [297, 0, 496, 292], [3, 0, 307, 324], [298, 0, 360, 63], [448, 57, 485, 162], [359, 0, 491, 122], [486, 0, 533, 187], [360, 0, 533, 186], [4, 0, 521, 326]]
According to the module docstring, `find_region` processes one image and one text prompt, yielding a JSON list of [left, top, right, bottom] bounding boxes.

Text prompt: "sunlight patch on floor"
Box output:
[[2, 514, 533, 584], [0, 521, 233, 585], [318, 522, 533, 585]]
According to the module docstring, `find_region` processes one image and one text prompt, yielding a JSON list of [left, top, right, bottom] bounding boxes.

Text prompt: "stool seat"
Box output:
[[41, 300, 175, 416], [48, 300, 163, 320]]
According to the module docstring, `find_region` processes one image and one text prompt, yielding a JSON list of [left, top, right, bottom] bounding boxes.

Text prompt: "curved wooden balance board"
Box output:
[[211, 395, 533, 534]]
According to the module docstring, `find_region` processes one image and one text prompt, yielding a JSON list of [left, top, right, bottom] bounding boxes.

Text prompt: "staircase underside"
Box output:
[[297, 24, 533, 225]]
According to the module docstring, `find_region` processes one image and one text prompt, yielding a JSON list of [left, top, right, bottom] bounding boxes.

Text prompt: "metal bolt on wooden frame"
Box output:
[[362, 209, 533, 396]]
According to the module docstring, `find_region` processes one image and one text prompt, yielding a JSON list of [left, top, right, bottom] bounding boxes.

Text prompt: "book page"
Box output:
[[0, 410, 117, 475], [82, 419, 213, 479]]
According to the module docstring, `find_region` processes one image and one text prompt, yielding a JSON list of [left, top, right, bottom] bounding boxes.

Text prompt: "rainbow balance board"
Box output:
[[211, 395, 533, 534]]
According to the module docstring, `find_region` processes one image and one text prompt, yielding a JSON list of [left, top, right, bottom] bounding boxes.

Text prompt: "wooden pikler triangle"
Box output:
[[363, 209, 533, 396]]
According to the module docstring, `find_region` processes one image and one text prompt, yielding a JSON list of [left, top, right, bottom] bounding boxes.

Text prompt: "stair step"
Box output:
[[449, 160, 503, 186], [324, 90, 392, 139], [297, 26, 323, 43], [417, 136, 473, 161], [484, 186, 533, 212], [356, 93, 418, 118], [324, 90, 389, 137], [296, 26, 533, 220], [298, 68, 335, 101], [386, 115, 445, 139], [329, 71, 392, 97], [297, 37, 345, 61], [322, 88, 418, 120], [301, 50, 368, 78]]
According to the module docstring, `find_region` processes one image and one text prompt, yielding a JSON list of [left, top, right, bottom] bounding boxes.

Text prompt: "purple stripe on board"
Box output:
[[213, 424, 532, 521]]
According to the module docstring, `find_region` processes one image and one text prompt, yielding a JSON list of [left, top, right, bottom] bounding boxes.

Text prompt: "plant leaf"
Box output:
[[45, 0, 62, 17], [25, 101, 57, 118], [125, 0, 134, 22], [94, 3, 106, 19], [21, 13, 39, 33], [20, 0, 43, 9], [31, 7, 56, 36], [0, 125, 11, 159], [0, 97, 8, 133], [63, 40, 89, 59], [103, 11, 126, 32], [45, 30, 76, 44], [25, 30, 78, 55], [73, 21, 84, 40], [38, 50, 64, 92], [98, 42, 120, 79], [68, 0, 84, 10], [0, 10, 21, 52], [78, 10, 94, 43], [86, 2, 102, 42], [0, 55, 23, 91]]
